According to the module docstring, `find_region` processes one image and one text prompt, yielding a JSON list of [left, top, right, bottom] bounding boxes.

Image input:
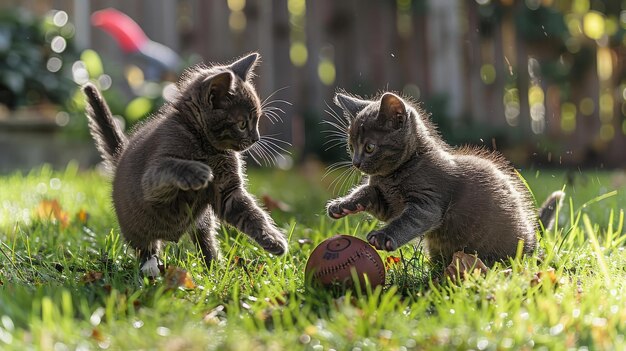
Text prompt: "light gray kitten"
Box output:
[[326, 91, 563, 265], [83, 53, 288, 276]]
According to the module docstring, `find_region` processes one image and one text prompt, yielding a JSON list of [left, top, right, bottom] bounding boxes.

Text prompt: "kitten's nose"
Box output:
[[352, 158, 361, 169], [251, 132, 260, 143]]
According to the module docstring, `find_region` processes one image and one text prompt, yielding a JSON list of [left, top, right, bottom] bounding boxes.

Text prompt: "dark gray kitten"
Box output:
[[326, 91, 564, 265], [83, 53, 288, 276]]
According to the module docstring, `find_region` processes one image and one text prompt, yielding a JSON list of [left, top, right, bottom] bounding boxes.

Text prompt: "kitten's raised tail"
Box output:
[[83, 83, 127, 168], [538, 190, 565, 230]]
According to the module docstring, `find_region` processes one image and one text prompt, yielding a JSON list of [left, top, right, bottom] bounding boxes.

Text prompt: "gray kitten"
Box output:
[[326, 91, 564, 265], [83, 53, 288, 276]]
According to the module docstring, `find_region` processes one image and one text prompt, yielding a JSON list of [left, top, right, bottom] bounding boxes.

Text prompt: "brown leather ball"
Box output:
[[305, 234, 385, 290]]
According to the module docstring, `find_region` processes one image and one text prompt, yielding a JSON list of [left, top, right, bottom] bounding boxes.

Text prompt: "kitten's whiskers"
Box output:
[[260, 87, 291, 124], [245, 144, 264, 166], [341, 167, 361, 195], [321, 101, 350, 151], [244, 134, 291, 167], [324, 100, 349, 128], [260, 86, 290, 109], [328, 165, 355, 196], [325, 162, 361, 196]]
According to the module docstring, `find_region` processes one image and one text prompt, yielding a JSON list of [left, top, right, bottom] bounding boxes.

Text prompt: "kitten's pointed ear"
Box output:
[[379, 93, 406, 128], [334, 93, 368, 120], [230, 53, 259, 81], [205, 72, 233, 108]]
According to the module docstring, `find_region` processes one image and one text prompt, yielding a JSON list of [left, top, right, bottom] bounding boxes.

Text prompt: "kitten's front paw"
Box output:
[[367, 230, 398, 251], [326, 200, 365, 219], [256, 227, 289, 255], [176, 163, 214, 191], [140, 255, 164, 278]]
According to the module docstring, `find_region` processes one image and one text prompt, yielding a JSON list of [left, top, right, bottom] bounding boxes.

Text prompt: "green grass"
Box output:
[[0, 162, 625, 350]]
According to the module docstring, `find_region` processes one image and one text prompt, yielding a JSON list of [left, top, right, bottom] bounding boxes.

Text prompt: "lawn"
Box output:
[[0, 162, 625, 350]]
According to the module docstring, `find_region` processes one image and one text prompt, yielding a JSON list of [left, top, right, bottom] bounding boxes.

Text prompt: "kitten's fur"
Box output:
[[83, 53, 288, 276], [326, 91, 564, 265]]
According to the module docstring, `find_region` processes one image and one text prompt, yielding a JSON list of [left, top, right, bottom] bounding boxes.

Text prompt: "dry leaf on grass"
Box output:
[[81, 271, 104, 283], [445, 251, 489, 283], [76, 209, 90, 224], [164, 266, 196, 289], [530, 268, 560, 288], [262, 194, 292, 212], [231, 256, 251, 268], [37, 199, 70, 228], [91, 328, 105, 342], [385, 255, 401, 270]]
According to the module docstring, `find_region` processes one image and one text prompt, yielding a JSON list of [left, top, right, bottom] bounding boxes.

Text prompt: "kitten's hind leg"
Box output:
[[142, 158, 214, 202], [189, 210, 220, 269], [136, 240, 163, 278]]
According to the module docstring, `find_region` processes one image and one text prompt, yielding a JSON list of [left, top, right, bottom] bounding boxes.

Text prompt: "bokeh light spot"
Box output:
[[162, 83, 179, 102], [600, 93, 613, 122], [51, 36, 66, 53], [480, 64, 496, 84], [504, 88, 520, 126], [580, 97, 595, 116], [573, 0, 589, 13], [560, 102, 576, 133], [229, 11, 246, 32], [55, 111, 70, 127], [290, 42, 308, 67], [227, 0, 245, 12], [566, 15, 582, 36], [81, 49, 103, 78], [125, 97, 153, 122], [318, 59, 336, 86], [583, 11, 605, 40], [288, 0, 306, 16], [596, 48, 612, 81], [97, 74, 112, 90], [52, 10, 68, 27], [565, 37, 581, 53], [71, 61, 89, 85], [528, 86, 544, 106], [403, 84, 421, 100], [397, 13, 412, 38], [525, 0, 540, 11], [599, 124, 614, 141], [125, 65, 144, 89], [46, 57, 62, 73]]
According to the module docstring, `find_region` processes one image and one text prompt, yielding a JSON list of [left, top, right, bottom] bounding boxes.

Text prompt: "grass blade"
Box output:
[[583, 214, 610, 287]]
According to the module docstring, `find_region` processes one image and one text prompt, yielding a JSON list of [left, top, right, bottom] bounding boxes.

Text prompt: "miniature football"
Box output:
[[305, 234, 385, 289]]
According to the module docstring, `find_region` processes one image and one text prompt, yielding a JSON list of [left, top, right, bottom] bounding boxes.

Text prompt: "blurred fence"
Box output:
[[2, 0, 626, 167]]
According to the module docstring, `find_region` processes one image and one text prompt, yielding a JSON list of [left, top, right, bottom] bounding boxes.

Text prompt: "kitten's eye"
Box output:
[[365, 143, 376, 153], [237, 120, 247, 130]]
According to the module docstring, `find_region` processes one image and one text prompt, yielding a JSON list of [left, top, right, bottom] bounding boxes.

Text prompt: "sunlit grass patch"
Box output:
[[0, 165, 624, 349]]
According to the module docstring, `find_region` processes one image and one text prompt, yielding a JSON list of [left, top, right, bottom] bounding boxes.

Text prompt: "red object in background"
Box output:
[[91, 8, 148, 53], [90, 8, 181, 78]]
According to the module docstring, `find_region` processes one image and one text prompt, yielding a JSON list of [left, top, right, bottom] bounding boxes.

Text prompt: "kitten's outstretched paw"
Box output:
[[257, 227, 289, 255], [140, 255, 164, 278], [175, 163, 214, 191], [367, 231, 398, 251], [327, 200, 365, 219]]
